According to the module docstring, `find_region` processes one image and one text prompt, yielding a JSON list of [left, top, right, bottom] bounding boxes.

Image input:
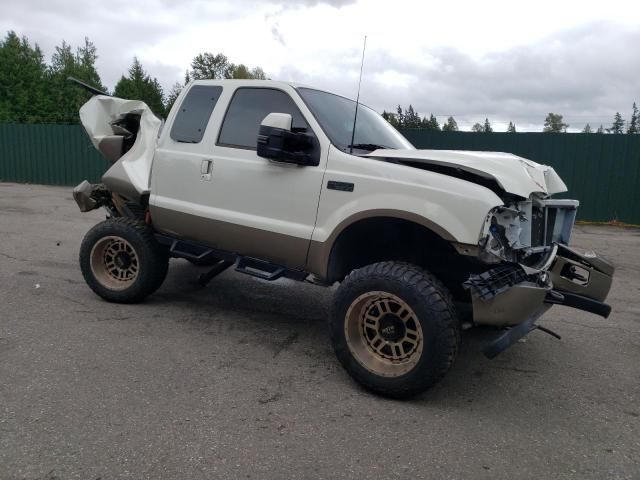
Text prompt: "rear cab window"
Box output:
[[170, 85, 223, 143]]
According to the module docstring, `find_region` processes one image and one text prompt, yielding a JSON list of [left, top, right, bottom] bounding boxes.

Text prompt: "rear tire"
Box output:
[[79, 218, 169, 303], [329, 261, 460, 398]]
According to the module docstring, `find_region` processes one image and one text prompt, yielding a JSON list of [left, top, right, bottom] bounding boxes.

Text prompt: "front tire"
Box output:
[[330, 262, 460, 398], [79, 218, 169, 303]]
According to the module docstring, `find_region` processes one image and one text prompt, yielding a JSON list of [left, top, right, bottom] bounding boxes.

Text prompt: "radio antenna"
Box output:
[[349, 35, 367, 154]]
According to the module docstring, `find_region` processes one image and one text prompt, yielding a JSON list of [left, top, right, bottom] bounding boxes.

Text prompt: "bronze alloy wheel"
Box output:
[[80, 218, 169, 303], [90, 235, 140, 290], [344, 291, 424, 378]]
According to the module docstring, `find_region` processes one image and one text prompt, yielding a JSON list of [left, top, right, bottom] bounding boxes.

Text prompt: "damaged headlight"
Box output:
[[479, 197, 579, 264], [479, 205, 527, 263]]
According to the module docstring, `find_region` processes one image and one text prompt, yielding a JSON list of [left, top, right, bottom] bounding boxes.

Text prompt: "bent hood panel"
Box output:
[[80, 95, 161, 200], [364, 149, 567, 198]]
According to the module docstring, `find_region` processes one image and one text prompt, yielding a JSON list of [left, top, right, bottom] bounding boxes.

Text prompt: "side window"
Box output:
[[218, 88, 310, 149], [170, 85, 222, 143]]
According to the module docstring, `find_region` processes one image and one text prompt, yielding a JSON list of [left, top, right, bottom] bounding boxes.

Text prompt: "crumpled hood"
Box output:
[[80, 95, 161, 200], [364, 149, 567, 198]]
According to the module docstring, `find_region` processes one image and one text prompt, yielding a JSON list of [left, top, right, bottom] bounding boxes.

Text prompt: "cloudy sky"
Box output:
[[3, 0, 640, 131]]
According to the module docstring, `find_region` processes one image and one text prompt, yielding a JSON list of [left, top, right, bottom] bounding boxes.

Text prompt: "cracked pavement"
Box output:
[[0, 183, 639, 480]]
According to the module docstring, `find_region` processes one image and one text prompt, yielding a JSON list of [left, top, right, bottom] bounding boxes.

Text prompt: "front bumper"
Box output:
[[465, 243, 614, 328]]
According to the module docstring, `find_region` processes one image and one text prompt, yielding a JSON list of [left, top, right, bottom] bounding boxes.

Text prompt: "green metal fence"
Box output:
[[0, 124, 108, 186], [400, 130, 640, 224], [1, 124, 639, 223]]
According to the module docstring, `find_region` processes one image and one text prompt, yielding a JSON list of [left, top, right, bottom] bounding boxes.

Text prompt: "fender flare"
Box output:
[[305, 209, 457, 280]]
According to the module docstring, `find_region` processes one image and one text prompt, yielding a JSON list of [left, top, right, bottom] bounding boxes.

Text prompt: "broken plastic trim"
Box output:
[[463, 264, 528, 300], [72, 181, 113, 214]]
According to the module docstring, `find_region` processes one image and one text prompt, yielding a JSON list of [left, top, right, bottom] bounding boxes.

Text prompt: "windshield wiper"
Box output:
[[348, 143, 396, 151]]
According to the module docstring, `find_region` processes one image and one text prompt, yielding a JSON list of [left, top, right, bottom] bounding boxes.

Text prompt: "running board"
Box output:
[[155, 234, 306, 282], [155, 234, 235, 264], [235, 256, 286, 281]]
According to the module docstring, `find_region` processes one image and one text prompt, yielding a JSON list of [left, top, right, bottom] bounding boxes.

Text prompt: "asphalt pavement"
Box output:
[[0, 183, 638, 480]]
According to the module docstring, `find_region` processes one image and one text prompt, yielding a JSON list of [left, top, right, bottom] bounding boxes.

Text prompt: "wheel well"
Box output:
[[326, 217, 476, 299]]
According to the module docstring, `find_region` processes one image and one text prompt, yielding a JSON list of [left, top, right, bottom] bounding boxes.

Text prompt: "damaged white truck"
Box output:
[[71, 78, 614, 398]]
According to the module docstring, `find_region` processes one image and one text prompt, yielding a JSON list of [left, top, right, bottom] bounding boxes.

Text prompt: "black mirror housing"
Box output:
[[257, 125, 319, 166]]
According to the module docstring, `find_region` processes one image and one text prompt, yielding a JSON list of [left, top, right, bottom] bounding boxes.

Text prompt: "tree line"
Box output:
[[382, 105, 515, 132], [2, 30, 638, 133], [383, 105, 639, 134], [0, 31, 266, 123]]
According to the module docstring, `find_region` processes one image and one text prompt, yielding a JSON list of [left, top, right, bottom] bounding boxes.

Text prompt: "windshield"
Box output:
[[297, 87, 414, 152]]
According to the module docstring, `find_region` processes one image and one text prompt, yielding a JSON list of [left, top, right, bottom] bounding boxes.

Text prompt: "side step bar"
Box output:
[[154, 234, 307, 283]]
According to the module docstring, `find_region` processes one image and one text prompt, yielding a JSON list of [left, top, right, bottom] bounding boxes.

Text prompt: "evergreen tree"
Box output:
[[627, 102, 638, 134], [45, 37, 108, 123], [164, 81, 183, 114], [0, 31, 48, 123], [607, 112, 625, 134], [405, 105, 415, 127], [582, 123, 593, 133], [381, 110, 399, 127], [470, 119, 493, 133], [543, 113, 569, 132], [507, 121, 516, 133], [396, 105, 404, 128], [442, 116, 458, 132], [596, 124, 605, 134], [114, 57, 165, 117], [425, 113, 440, 131], [403, 105, 421, 128], [250, 67, 267, 80]]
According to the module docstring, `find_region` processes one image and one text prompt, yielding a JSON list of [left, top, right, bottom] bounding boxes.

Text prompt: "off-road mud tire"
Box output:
[[330, 261, 460, 399], [79, 218, 169, 303]]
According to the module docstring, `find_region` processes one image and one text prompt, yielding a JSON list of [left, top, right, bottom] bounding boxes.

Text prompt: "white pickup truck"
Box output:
[[72, 79, 614, 398]]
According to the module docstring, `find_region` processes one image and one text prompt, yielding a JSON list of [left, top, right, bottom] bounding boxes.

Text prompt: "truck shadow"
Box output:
[[148, 261, 554, 403]]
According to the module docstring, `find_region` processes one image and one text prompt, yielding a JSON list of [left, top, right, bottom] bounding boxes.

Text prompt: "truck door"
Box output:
[[150, 84, 328, 270]]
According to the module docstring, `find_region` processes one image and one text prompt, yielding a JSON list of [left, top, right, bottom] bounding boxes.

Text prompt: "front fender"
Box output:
[[306, 146, 504, 277], [312, 147, 503, 245]]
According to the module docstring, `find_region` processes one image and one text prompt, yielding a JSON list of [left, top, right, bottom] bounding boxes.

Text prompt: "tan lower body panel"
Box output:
[[150, 206, 311, 271], [151, 207, 462, 281]]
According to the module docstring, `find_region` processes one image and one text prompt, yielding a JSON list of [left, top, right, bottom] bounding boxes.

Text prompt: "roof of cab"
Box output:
[[188, 79, 357, 104], [190, 79, 306, 89]]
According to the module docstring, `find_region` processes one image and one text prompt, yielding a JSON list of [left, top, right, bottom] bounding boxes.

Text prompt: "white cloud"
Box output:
[[1, 0, 639, 130]]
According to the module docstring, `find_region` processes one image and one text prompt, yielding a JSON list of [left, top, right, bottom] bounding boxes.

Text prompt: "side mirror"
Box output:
[[257, 113, 318, 166]]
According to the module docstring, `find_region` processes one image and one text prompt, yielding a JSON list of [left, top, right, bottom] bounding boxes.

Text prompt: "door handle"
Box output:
[[200, 159, 213, 181]]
